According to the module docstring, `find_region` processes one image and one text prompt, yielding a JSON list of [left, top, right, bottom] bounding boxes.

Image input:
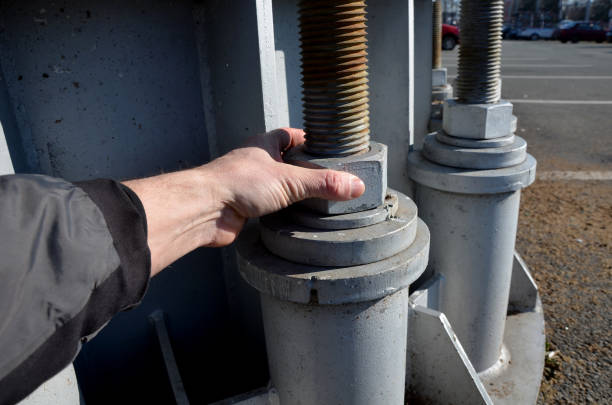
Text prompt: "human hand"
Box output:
[[199, 127, 366, 246], [125, 128, 365, 275]]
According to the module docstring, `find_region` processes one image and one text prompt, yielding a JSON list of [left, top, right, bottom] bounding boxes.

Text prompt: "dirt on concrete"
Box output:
[[516, 179, 611, 404]]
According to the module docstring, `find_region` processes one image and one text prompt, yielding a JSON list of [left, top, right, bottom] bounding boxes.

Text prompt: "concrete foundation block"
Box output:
[[284, 142, 387, 214], [443, 100, 514, 139]]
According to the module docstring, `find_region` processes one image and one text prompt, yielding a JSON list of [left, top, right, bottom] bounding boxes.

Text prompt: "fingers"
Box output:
[[243, 128, 306, 161], [292, 166, 365, 202], [278, 128, 305, 151], [275, 127, 306, 152]]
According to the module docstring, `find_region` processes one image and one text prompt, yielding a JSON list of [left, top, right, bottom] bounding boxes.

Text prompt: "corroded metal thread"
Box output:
[[432, 0, 442, 70], [299, 0, 370, 157], [455, 0, 503, 104]]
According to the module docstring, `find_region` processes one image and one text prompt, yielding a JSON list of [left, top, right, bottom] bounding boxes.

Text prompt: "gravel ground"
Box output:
[[516, 180, 611, 404]]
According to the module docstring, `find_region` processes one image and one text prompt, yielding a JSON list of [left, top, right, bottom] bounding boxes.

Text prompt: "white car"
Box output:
[[518, 27, 555, 40]]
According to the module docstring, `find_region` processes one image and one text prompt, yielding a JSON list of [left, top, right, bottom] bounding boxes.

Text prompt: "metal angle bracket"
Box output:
[[407, 252, 545, 405], [406, 303, 493, 405]]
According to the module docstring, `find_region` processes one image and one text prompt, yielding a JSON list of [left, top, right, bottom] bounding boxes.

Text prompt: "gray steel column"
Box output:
[[237, 1, 430, 403], [409, 0, 536, 373]]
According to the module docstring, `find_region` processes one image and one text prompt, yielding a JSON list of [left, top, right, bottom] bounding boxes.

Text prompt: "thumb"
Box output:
[[293, 166, 365, 202]]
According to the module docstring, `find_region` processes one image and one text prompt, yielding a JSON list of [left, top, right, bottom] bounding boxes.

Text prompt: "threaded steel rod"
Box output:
[[455, 0, 503, 104], [299, 0, 370, 157], [432, 0, 442, 70]]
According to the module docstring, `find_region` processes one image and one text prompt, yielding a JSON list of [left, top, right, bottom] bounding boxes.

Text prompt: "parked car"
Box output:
[[442, 24, 459, 50], [517, 27, 555, 40], [502, 25, 521, 39], [554, 21, 606, 43], [607, 30, 612, 43]]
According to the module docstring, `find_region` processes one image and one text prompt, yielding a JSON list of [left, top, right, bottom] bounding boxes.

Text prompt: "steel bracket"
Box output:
[[407, 251, 545, 404]]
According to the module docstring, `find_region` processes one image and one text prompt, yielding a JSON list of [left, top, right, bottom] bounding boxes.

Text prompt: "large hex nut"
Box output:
[[432, 68, 447, 87], [443, 99, 514, 139], [284, 142, 387, 214]]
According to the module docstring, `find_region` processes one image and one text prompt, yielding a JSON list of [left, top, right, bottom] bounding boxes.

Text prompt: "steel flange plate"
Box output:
[[423, 133, 527, 170], [237, 219, 430, 305], [260, 189, 418, 267]]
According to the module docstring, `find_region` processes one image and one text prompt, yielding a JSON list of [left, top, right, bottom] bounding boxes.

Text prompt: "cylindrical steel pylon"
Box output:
[[238, 2, 430, 404], [300, 0, 370, 157], [411, 0, 537, 375], [455, 0, 504, 104]]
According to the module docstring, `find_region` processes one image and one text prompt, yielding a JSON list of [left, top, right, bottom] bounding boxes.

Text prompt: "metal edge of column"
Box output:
[[236, 219, 430, 305], [407, 150, 537, 195]]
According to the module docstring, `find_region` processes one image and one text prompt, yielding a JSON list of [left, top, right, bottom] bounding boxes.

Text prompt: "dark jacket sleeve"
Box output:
[[0, 174, 150, 405]]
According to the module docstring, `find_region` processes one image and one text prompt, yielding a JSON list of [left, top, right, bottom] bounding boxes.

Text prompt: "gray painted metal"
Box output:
[[443, 100, 514, 139], [411, 182, 522, 372], [406, 252, 544, 405], [261, 288, 409, 405], [422, 133, 527, 169], [284, 142, 387, 214], [432, 67, 448, 87], [481, 304, 545, 404], [407, 304, 493, 405], [436, 130, 515, 149], [286, 191, 399, 230], [508, 251, 539, 312], [237, 220, 430, 305], [260, 190, 417, 267], [148, 310, 189, 405], [428, 118, 442, 133], [219, 252, 545, 405], [407, 151, 536, 194]]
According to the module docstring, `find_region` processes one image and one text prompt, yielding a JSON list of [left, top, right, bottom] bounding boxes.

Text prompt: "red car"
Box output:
[[554, 21, 606, 43], [442, 24, 460, 50]]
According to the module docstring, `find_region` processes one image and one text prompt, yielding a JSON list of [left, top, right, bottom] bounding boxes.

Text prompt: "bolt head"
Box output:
[[443, 99, 514, 139], [284, 142, 387, 214]]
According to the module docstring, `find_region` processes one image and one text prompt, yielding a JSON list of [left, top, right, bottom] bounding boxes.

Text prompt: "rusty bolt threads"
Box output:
[[432, 0, 442, 70], [299, 0, 371, 157], [455, 0, 504, 104]]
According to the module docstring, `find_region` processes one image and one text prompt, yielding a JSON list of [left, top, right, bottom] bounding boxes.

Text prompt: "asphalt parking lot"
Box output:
[[444, 40, 612, 404]]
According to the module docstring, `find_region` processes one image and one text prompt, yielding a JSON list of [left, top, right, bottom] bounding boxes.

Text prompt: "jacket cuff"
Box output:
[[74, 179, 151, 309]]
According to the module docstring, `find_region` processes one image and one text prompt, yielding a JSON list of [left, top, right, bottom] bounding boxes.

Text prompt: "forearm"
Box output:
[[122, 167, 237, 276]]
